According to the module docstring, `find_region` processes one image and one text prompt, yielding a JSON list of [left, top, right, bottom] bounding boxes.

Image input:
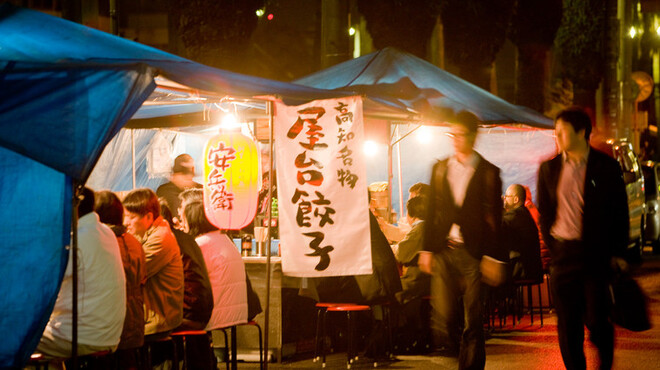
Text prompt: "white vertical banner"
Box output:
[[275, 96, 372, 277]]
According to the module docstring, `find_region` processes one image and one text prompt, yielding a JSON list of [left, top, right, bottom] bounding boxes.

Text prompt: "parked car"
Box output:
[[642, 160, 660, 254], [594, 139, 646, 258]]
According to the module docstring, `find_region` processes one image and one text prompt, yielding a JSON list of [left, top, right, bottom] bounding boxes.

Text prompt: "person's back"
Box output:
[[172, 228, 214, 329], [196, 230, 248, 329], [113, 230, 146, 348], [38, 188, 126, 357], [182, 200, 248, 329], [503, 206, 542, 281]]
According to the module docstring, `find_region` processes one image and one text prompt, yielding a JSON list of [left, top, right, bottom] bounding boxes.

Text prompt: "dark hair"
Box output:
[[123, 188, 160, 219], [184, 201, 218, 238], [407, 196, 427, 220], [94, 190, 124, 226], [453, 110, 479, 134], [555, 106, 592, 140], [172, 153, 194, 175], [179, 188, 203, 205], [408, 182, 430, 198], [78, 187, 95, 218], [159, 198, 174, 227]]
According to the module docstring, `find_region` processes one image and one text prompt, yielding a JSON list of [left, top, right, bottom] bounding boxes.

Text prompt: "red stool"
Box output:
[[323, 304, 371, 369], [313, 302, 350, 363], [171, 330, 212, 370]]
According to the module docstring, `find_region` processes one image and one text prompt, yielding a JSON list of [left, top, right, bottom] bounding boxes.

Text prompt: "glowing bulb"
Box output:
[[256, 9, 264, 17], [363, 140, 378, 157], [630, 27, 637, 38], [267, 13, 274, 21], [415, 126, 432, 144], [220, 114, 240, 130], [348, 27, 356, 36]]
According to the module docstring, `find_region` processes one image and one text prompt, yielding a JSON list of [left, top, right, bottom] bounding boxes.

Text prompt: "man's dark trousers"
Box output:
[[550, 239, 613, 370]]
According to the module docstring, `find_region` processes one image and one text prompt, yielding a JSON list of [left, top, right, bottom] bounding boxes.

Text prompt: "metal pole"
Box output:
[[395, 125, 404, 218], [71, 183, 82, 369], [263, 101, 275, 369], [131, 129, 136, 189], [387, 122, 393, 222]]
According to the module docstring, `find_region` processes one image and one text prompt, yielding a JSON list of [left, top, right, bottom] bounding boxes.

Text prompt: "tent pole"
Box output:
[[395, 125, 404, 219], [387, 122, 393, 222], [131, 129, 136, 189], [71, 182, 82, 370], [263, 100, 274, 369]]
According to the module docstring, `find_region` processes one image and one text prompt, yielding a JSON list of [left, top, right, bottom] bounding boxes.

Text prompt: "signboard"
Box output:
[[275, 97, 372, 277]]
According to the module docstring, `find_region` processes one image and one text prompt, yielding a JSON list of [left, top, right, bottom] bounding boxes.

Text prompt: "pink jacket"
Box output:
[[195, 231, 248, 330]]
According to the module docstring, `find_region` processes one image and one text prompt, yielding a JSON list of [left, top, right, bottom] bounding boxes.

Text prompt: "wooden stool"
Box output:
[[171, 330, 212, 370], [323, 304, 371, 369]]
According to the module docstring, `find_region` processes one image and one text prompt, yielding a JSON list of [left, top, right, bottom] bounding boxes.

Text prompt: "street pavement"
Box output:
[[240, 254, 660, 369]]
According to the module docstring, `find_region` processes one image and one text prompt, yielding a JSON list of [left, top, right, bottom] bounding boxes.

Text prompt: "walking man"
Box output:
[[537, 107, 629, 369], [419, 111, 503, 369]]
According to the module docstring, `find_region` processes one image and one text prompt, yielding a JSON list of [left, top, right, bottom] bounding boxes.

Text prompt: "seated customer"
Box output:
[[182, 201, 248, 330], [94, 190, 146, 366], [502, 184, 543, 282], [37, 187, 126, 357], [395, 196, 430, 305], [122, 188, 184, 338], [159, 199, 213, 331]]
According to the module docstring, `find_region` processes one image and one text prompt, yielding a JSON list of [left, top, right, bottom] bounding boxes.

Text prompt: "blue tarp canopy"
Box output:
[[295, 47, 553, 128], [0, 4, 348, 367]]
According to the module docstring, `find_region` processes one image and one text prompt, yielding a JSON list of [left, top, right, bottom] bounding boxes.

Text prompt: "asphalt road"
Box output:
[[236, 254, 660, 369]]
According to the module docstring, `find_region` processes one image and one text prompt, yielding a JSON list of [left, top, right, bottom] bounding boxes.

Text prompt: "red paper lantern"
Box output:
[[203, 129, 259, 230]]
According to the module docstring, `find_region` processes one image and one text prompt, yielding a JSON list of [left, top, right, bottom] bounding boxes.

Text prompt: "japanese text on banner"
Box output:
[[275, 97, 371, 277]]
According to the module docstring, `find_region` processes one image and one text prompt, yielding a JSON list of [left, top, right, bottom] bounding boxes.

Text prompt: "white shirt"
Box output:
[[43, 212, 126, 346], [447, 153, 479, 242]]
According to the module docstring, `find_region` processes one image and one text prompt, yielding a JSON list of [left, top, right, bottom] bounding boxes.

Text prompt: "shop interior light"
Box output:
[[656, 26, 660, 36], [348, 27, 356, 36], [630, 26, 637, 38], [363, 140, 378, 157], [220, 113, 240, 130], [415, 125, 432, 144], [256, 9, 264, 17]]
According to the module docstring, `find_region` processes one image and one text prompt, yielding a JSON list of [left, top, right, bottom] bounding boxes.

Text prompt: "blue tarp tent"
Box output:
[[0, 4, 349, 367], [295, 47, 553, 128], [295, 47, 556, 214]]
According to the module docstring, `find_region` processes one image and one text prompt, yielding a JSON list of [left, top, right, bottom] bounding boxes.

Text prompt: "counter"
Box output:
[[213, 257, 317, 363]]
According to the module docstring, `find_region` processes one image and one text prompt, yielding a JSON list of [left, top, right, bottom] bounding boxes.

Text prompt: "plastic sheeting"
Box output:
[[295, 47, 553, 128], [88, 126, 558, 218], [0, 146, 71, 366], [366, 125, 558, 216]]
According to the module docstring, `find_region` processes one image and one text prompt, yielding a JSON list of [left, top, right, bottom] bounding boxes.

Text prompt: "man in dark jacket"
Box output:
[[502, 184, 542, 282], [537, 107, 629, 370], [419, 111, 503, 370]]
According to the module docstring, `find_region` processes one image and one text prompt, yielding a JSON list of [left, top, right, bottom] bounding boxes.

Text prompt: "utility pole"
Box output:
[[321, 0, 350, 69]]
